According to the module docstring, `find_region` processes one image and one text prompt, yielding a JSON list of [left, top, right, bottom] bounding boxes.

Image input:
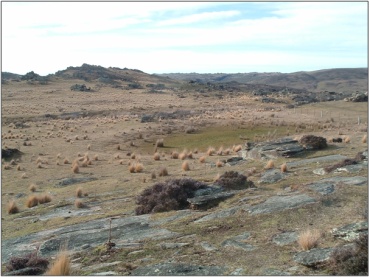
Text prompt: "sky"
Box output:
[[1, 1, 368, 75]]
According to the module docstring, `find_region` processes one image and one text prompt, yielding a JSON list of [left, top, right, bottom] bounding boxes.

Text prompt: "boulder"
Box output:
[[2, 148, 23, 160], [293, 248, 334, 267], [240, 138, 305, 160], [272, 232, 298, 246], [258, 169, 286, 184]]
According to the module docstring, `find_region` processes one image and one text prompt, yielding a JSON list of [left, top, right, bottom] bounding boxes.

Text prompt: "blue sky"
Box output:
[[2, 2, 368, 75]]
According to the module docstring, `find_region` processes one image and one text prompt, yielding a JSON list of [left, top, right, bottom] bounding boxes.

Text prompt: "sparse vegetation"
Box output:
[[26, 195, 39, 208], [8, 200, 19, 214], [5, 249, 49, 274], [38, 194, 52, 204], [45, 251, 71, 276], [159, 167, 168, 177]]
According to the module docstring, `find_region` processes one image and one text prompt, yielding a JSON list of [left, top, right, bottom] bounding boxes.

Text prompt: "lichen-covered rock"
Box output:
[[293, 248, 334, 267]]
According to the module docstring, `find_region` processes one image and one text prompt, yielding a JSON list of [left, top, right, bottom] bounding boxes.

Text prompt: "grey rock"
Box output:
[[194, 206, 240, 223], [225, 157, 244, 166], [241, 137, 305, 160], [149, 210, 193, 226], [263, 268, 291, 275], [131, 262, 228, 276], [2, 214, 178, 262], [199, 241, 217, 251], [3, 267, 46, 276], [317, 176, 367, 186], [159, 243, 190, 249], [258, 169, 286, 184], [248, 194, 316, 215], [313, 168, 327, 176], [85, 261, 122, 271], [54, 177, 97, 187], [230, 268, 245, 275], [287, 154, 348, 168], [335, 164, 364, 173], [187, 190, 236, 210], [307, 182, 335, 195], [331, 221, 368, 241], [221, 239, 255, 251], [91, 271, 118, 276], [272, 232, 298, 246], [15, 193, 27, 198], [293, 248, 334, 267]]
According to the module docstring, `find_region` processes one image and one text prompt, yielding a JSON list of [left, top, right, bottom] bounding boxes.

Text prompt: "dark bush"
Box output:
[[135, 178, 208, 215], [299, 135, 327, 150], [6, 250, 49, 274], [214, 171, 254, 190], [324, 158, 358, 173], [327, 234, 368, 275]]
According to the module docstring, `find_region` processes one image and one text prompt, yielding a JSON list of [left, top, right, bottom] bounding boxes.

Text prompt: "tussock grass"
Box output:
[[344, 136, 351, 143], [216, 160, 223, 167], [4, 164, 11, 170], [171, 151, 179, 159], [179, 151, 187, 160], [26, 195, 39, 208], [207, 147, 215, 156], [8, 200, 19, 214], [63, 158, 69, 164], [38, 194, 52, 204], [298, 229, 321, 251], [45, 252, 71, 276], [159, 167, 168, 177], [151, 172, 157, 179], [265, 160, 275, 169], [233, 144, 242, 152], [76, 187, 83, 198], [72, 163, 79, 174], [29, 184, 37, 192], [156, 138, 164, 147], [135, 163, 144, 173], [199, 156, 206, 163], [361, 134, 367, 143], [75, 199, 84, 209], [182, 161, 190, 171], [281, 163, 288, 172], [153, 152, 160, 161]]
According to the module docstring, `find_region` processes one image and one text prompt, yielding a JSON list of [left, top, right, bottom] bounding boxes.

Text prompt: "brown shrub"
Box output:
[[74, 199, 84, 209], [297, 229, 321, 251], [156, 139, 164, 147], [26, 195, 39, 208], [207, 147, 215, 156], [281, 163, 288, 172], [117, 144, 121, 150], [179, 151, 187, 160], [135, 163, 144, 173], [299, 135, 327, 149], [171, 151, 179, 159], [344, 136, 351, 143], [72, 163, 79, 173], [233, 144, 242, 152], [214, 171, 254, 190], [361, 134, 367, 143], [216, 160, 223, 167], [129, 164, 136, 173], [151, 172, 157, 179], [93, 154, 98, 161], [63, 158, 69, 164], [5, 250, 49, 274], [8, 200, 19, 214]]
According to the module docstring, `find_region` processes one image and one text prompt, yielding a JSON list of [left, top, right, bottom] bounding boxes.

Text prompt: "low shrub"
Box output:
[[299, 135, 327, 150], [5, 249, 49, 274], [327, 234, 368, 275], [214, 171, 254, 190], [135, 178, 208, 215]]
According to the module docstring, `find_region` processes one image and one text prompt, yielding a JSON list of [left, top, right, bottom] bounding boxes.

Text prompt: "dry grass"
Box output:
[[182, 161, 190, 171], [233, 144, 242, 152], [216, 160, 223, 167], [159, 167, 168, 177], [29, 184, 37, 192], [135, 163, 144, 173], [171, 151, 179, 159], [38, 194, 52, 204], [63, 158, 69, 164], [153, 152, 161, 161], [156, 138, 164, 147], [129, 164, 136, 173], [361, 134, 367, 143], [76, 187, 83, 198], [74, 199, 85, 209], [217, 146, 224, 155], [297, 229, 321, 251], [72, 163, 79, 174], [207, 146, 215, 156], [281, 163, 288, 172], [45, 252, 71, 275], [3, 164, 11, 170], [199, 156, 206, 163], [151, 171, 157, 179], [344, 136, 351, 143], [179, 151, 187, 160], [265, 160, 275, 169], [26, 195, 39, 208], [8, 200, 19, 214]]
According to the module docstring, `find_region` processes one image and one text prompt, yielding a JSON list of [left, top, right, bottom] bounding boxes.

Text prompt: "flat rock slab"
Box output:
[[258, 169, 286, 184], [293, 248, 334, 267], [38, 206, 103, 221], [54, 177, 97, 187], [221, 232, 255, 252], [286, 154, 348, 168], [248, 194, 316, 215], [272, 232, 298, 246], [194, 206, 241, 223], [262, 268, 291, 275], [132, 262, 228, 276], [240, 138, 305, 160], [307, 182, 335, 195], [307, 176, 367, 195], [331, 221, 368, 241], [335, 164, 365, 173], [1, 214, 178, 262], [187, 191, 236, 209], [199, 241, 218, 251]]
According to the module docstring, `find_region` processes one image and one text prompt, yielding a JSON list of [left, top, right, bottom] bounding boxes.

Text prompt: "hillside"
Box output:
[[158, 68, 368, 93]]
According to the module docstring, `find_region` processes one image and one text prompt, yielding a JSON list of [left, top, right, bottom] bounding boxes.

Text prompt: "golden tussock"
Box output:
[[199, 156, 206, 163], [76, 187, 83, 198], [153, 152, 161, 161], [280, 163, 288, 173], [159, 167, 168, 177], [38, 194, 52, 204], [29, 184, 37, 192], [45, 252, 71, 276], [182, 161, 190, 171], [26, 195, 39, 208], [8, 200, 19, 214], [297, 229, 321, 251], [265, 160, 275, 169]]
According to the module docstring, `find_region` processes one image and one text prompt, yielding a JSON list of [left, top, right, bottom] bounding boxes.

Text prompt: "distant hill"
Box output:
[[157, 68, 368, 93], [1, 72, 22, 80]]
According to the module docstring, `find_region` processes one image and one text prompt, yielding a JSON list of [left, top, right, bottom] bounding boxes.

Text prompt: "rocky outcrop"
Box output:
[[293, 248, 334, 267], [344, 92, 368, 102], [331, 222, 368, 241]]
